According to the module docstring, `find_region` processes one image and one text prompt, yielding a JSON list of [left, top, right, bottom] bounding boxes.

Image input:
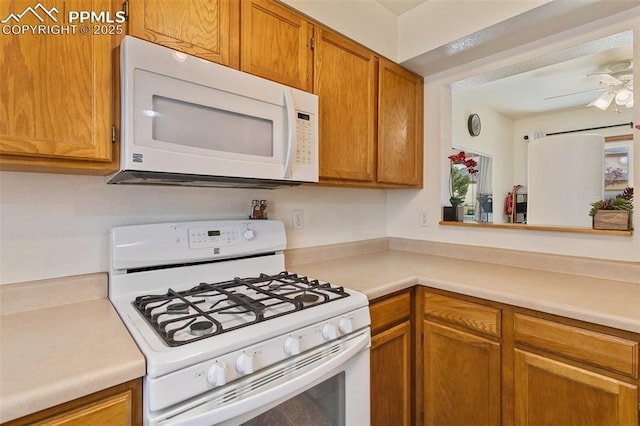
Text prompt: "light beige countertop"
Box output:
[[289, 250, 640, 333], [0, 273, 145, 423], [1, 247, 638, 422]]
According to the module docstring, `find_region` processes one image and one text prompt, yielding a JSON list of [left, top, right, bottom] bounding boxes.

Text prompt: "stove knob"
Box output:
[[284, 336, 301, 355], [338, 318, 353, 334], [243, 229, 255, 241], [322, 323, 337, 341], [236, 352, 254, 375], [207, 362, 227, 386]]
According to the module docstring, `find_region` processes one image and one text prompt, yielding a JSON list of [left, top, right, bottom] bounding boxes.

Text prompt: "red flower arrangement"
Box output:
[[448, 151, 478, 175], [448, 151, 478, 207]]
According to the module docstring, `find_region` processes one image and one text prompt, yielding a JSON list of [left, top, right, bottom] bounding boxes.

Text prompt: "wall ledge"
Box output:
[[285, 238, 389, 267], [286, 237, 639, 284], [389, 237, 639, 284]]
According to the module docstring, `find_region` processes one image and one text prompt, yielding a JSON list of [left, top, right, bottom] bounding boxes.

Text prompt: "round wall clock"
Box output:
[[468, 113, 481, 136]]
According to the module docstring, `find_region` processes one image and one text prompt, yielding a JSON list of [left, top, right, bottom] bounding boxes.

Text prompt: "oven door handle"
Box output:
[[160, 329, 370, 426]]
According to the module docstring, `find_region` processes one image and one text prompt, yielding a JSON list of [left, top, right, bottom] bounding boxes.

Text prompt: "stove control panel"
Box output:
[[111, 220, 286, 271], [188, 226, 239, 249]]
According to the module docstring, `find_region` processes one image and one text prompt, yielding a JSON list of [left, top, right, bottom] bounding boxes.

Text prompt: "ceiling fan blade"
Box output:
[[586, 73, 623, 85], [543, 87, 606, 101]]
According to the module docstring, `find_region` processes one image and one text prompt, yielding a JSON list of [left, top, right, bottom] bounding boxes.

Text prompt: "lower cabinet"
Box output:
[[416, 287, 640, 426], [514, 349, 638, 426], [4, 379, 142, 426], [420, 289, 502, 426], [423, 321, 501, 425], [370, 290, 413, 426], [512, 312, 639, 426]]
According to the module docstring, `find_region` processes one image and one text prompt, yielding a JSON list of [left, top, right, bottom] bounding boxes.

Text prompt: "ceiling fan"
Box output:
[[586, 60, 634, 111], [544, 60, 634, 112]]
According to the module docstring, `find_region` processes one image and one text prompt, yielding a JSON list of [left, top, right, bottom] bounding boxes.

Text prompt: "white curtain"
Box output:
[[474, 155, 493, 222]]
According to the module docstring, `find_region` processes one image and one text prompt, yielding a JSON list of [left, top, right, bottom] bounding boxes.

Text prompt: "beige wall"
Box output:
[[0, 173, 387, 284]]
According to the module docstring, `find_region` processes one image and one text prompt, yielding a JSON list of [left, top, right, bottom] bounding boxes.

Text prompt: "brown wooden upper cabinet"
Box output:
[[0, 0, 121, 175], [1, 0, 423, 184], [240, 0, 313, 92], [239, 2, 423, 188], [315, 30, 423, 188], [378, 58, 424, 187], [128, 0, 240, 68], [315, 28, 378, 184]]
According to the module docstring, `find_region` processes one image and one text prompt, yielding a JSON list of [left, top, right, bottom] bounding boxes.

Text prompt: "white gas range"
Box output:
[[109, 220, 371, 425]]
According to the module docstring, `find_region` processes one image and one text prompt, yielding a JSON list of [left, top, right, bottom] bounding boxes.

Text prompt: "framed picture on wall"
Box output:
[[604, 144, 629, 191]]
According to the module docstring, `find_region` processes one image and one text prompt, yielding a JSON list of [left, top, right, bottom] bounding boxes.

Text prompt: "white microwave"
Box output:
[[107, 36, 319, 188]]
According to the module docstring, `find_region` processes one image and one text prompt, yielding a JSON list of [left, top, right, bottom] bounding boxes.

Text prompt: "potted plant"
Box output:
[[589, 187, 633, 230], [443, 151, 477, 221]]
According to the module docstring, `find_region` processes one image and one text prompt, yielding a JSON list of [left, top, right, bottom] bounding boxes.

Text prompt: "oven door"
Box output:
[[149, 328, 370, 426]]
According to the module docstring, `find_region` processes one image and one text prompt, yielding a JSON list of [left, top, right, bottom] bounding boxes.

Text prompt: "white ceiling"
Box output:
[[375, 0, 425, 16], [452, 31, 634, 120], [373, 1, 635, 120], [388, 2, 638, 121]]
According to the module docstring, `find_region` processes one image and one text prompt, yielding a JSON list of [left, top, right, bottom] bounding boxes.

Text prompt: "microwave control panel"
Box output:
[[295, 112, 314, 165]]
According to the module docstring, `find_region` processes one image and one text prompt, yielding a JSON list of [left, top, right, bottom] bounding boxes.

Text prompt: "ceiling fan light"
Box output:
[[587, 91, 615, 110], [615, 87, 632, 105]]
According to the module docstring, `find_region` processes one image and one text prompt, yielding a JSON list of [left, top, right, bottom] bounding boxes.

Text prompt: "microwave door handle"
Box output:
[[283, 87, 296, 179]]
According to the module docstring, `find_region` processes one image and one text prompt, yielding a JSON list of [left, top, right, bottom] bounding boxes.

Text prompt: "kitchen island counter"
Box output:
[[0, 273, 145, 423], [288, 249, 640, 333]]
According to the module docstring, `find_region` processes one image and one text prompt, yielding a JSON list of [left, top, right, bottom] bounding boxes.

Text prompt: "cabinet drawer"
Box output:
[[371, 291, 411, 333], [423, 292, 501, 338], [514, 313, 639, 378]]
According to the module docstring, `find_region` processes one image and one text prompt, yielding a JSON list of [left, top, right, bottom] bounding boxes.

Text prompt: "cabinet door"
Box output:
[[0, 0, 118, 173], [377, 58, 423, 187], [514, 349, 638, 426], [32, 393, 133, 426], [240, 0, 312, 91], [128, 0, 240, 67], [371, 321, 412, 426], [5, 379, 142, 426], [423, 321, 501, 426], [315, 28, 377, 184]]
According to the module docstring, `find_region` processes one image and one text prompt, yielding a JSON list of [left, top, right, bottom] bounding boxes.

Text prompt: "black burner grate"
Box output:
[[133, 271, 350, 347]]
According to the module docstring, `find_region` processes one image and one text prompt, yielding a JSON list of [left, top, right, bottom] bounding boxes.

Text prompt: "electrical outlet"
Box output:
[[420, 210, 430, 227], [293, 209, 304, 230]]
